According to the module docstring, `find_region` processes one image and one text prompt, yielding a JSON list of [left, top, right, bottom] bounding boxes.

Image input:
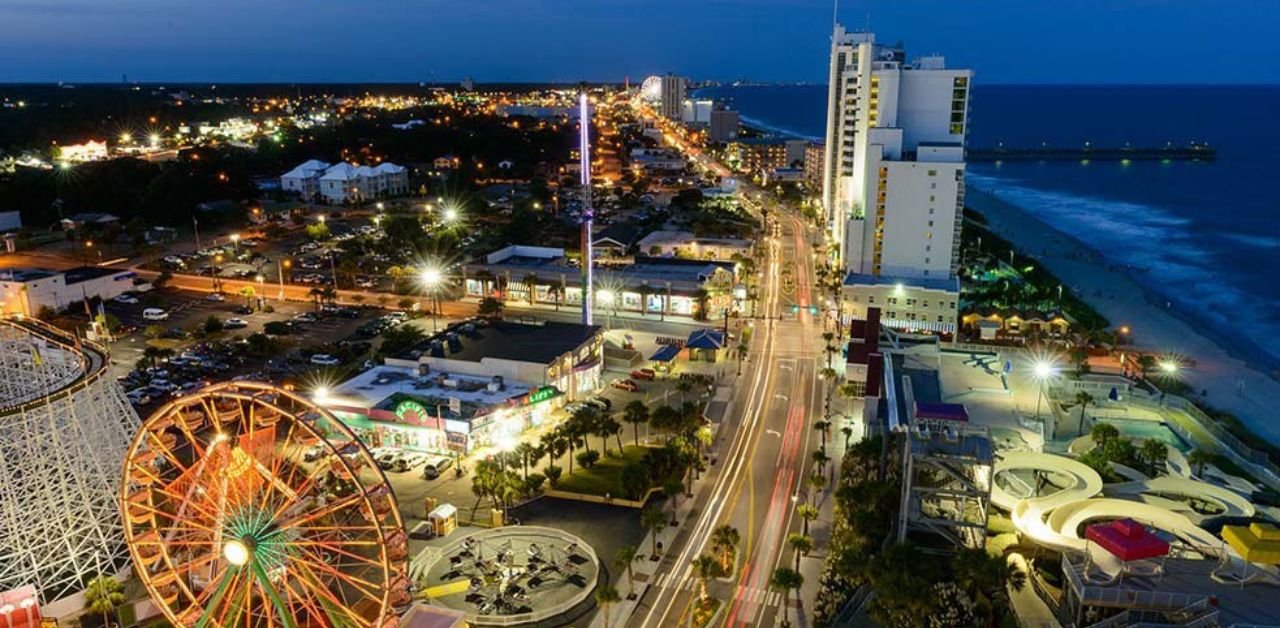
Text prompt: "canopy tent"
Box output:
[[1086, 518, 1170, 562], [650, 345, 681, 362], [1222, 522, 1280, 565]]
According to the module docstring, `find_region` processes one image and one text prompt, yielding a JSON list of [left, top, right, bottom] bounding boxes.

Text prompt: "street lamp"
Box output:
[[230, 233, 240, 252], [1158, 360, 1180, 378], [317, 214, 326, 225], [420, 266, 443, 333], [1031, 359, 1058, 424], [443, 207, 459, 223], [277, 258, 291, 300]]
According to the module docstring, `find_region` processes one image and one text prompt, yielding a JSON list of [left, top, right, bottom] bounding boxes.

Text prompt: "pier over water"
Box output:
[[967, 143, 1215, 162]]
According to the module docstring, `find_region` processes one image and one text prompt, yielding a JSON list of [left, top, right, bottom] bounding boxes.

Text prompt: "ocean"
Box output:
[[695, 84, 1280, 365]]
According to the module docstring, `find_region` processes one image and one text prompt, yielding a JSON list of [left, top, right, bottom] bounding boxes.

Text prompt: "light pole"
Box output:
[[421, 267, 443, 333], [230, 232, 240, 253], [277, 258, 290, 301], [1032, 360, 1057, 424], [597, 289, 615, 329], [255, 274, 265, 310]]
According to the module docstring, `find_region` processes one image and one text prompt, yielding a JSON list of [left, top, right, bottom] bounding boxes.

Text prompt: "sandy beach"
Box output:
[[965, 186, 1280, 446]]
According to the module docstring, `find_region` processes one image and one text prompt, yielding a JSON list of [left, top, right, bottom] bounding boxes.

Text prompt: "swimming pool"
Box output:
[[1095, 418, 1192, 452]]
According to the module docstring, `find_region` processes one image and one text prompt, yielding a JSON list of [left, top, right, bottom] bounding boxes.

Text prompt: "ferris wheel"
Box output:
[[120, 381, 411, 627]]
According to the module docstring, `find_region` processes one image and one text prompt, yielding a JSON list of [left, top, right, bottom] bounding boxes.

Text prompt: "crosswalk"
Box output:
[[648, 572, 783, 608]]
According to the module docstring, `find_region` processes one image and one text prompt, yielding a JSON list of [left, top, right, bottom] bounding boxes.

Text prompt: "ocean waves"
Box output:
[[967, 172, 1280, 363]]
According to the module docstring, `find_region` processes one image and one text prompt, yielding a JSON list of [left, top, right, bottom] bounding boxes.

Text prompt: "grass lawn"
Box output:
[[555, 445, 651, 497]]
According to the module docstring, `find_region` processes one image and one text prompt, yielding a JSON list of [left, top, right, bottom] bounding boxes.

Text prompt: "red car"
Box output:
[[611, 378, 640, 392], [630, 368, 656, 381]]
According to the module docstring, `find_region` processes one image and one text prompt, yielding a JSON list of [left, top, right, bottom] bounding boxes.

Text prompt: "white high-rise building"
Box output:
[[822, 25, 972, 333], [660, 74, 687, 120]]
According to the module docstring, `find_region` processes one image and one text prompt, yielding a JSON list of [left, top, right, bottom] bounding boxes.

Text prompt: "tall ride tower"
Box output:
[[578, 91, 594, 326]]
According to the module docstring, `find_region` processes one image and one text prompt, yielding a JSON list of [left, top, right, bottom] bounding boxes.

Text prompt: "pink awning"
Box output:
[[1086, 518, 1170, 562]]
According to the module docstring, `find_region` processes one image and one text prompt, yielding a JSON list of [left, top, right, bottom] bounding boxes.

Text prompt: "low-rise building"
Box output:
[[385, 318, 604, 402], [59, 213, 120, 231], [463, 245, 740, 319], [731, 138, 807, 176], [636, 230, 753, 261], [842, 273, 959, 335], [709, 109, 740, 144], [56, 141, 108, 163], [0, 266, 137, 316], [282, 160, 410, 204], [322, 362, 566, 457]]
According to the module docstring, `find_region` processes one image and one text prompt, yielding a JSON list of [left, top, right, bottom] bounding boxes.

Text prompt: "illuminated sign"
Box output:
[[395, 400, 429, 424], [527, 386, 557, 404]]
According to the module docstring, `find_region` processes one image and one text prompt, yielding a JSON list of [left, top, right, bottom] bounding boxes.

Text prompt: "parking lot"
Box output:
[[103, 288, 392, 408]]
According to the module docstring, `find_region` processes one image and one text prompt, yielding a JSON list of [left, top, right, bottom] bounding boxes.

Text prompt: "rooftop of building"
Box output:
[[0, 268, 59, 282], [64, 265, 128, 285], [844, 272, 959, 293], [330, 363, 535, 420], [468, 246, 735, 288], [395, 317, 601, 366]]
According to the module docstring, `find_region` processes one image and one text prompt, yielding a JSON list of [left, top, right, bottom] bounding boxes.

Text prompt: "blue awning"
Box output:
[[650, 345, 681, 362], [686, 329, 726, 350]]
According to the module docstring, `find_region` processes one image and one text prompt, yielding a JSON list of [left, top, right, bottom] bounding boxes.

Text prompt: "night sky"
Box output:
[[2, 0, 1277, 84]]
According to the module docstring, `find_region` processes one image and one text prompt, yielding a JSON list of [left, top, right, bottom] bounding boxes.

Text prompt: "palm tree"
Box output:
[[642, 506, 667, 558], [595, 585, 621, 628], [1075, 390, 1095, 436], [811, 449, 830, 474], [1090, 422, 1119, 447], [691, 554, 722, 602], [663, 477, 684, 525], [623, 400, 649, 446], [636, 283, 654, 317], [1188, 448, 1213, 477], [1140, 440, 1168, 476], [1136, 354, 1157, 379], [83, 573, 126, 628], [710, 524, 740, 572], [675, 379, 694, 404], [548, 282, 565, 311], [735, 342, 748, 375], [769, 567, 804, 628], [840, 425, 854, 452], [520, 272, 539, 304], [786, 532, 813, 570], [806, 472, 825, 503], [813, 420, 830, 451], [513, 442, 533, 479], [796, 504, 819, 536], [239, 285, 256, 309], [951, 547, 1027, 628], [615, 545, 641, 599]]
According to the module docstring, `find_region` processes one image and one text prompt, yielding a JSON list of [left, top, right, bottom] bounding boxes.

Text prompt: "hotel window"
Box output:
[[927, 170, 937, 176], [938, 316, 944, 322], [868, 296, 875, 303]]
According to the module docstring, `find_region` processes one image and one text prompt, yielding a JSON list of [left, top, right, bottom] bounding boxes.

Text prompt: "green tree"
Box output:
[[786, 532, 814, 570], [1090, 422, 1120, 447], [1075, 390, 1095, 436], [239, 285, 256, 308], [615, 545, 641, 599], [1188, 449, 1213, 477], [83, 573, 126, 628], [203, 315, 224, 334], [378, 325, 428, 358], [710, 524, 740, 573], [478, 296, 505, 319], [305, 221, 330, 240], [595, 585, 621, 628], [796, 503, 819, 536], [620, 462, 650, 500], [641, 506, 667, 558], [769, 567, 804, 628], [1140, 440, 1168, 476], [622, 400, 649, 446], [691, 554, 724, 602], [951, 547, 1027, 628]]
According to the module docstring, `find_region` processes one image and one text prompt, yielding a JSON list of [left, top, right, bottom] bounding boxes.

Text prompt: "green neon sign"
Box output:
[[395, 400, 429, 422]]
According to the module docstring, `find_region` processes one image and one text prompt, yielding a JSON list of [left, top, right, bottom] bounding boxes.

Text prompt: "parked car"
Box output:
[[630, 368, 656, 381], [422, 456, 454, 480], [589, 396, 613, 411], [233, 305, 254, 315], [113, 294, 140, 305], [310, 354, 341, 366], [611, 378, 640, 392], [206, 292, 226, 302], [224, 318, 249, 329], [393, 451, 428, 473], [293, 312, 319, 324], [142, 308, 169, 321]]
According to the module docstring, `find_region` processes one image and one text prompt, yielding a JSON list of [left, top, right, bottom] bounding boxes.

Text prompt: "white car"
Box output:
[[310, 354, 341, 366], [206, 292, 226, 302], [142, 308, 169, 321], [113, 294, 140, 304], [224, 318, 249, 329]]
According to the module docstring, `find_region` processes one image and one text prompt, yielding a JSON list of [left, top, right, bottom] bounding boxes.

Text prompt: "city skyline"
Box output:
[[2, 0, 1279, 84]]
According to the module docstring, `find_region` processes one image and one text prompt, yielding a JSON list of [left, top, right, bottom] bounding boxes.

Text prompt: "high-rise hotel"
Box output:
[[821, 25, 971, 334]]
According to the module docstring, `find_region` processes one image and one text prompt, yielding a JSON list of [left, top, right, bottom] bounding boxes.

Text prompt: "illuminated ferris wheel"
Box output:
[[120, 382, 410, 627], [640, 75, 663, 102]]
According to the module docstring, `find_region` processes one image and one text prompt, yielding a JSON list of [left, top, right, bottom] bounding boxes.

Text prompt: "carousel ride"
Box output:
[[120, 382, 411, 627]]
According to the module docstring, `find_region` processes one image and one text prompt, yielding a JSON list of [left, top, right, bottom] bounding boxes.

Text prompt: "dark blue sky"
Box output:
[[2, 0, 1277, 84]]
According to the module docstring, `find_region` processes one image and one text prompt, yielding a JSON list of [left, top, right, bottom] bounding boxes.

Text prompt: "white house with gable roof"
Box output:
[[283, 159, 410, 204]]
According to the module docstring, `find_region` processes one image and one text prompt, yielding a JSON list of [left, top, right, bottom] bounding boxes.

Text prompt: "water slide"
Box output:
[[993, 451, 1252, 554]]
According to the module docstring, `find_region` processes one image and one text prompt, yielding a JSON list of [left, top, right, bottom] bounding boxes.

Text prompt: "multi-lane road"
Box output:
[[629, 197, 825, 627]]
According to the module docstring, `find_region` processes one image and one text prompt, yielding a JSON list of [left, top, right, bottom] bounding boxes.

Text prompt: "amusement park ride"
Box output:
[[120, 382, 410, 627]]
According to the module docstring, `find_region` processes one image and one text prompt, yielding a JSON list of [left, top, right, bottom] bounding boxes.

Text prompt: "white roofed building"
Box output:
[[284, 159, 410, 204]]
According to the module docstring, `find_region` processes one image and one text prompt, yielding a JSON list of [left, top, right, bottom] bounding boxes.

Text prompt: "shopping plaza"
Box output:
[[319, 317, 603, 457]]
